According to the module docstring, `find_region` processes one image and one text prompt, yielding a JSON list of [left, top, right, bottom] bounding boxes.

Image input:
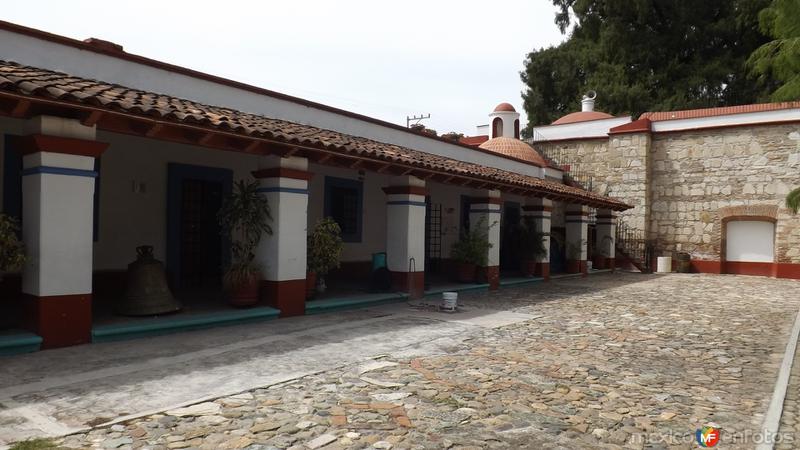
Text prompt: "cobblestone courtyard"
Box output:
[[8, 273, 800, 449]]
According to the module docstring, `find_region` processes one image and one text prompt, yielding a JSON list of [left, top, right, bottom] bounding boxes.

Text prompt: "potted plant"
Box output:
[[307, 217, 343, 297], [514, 217, 548, 277], [450, 218, 493, 283], [218, 180, 272, 307], [0, 214, 25, 283], [566, 239, 587, 274], [593, 235, 614, 270]]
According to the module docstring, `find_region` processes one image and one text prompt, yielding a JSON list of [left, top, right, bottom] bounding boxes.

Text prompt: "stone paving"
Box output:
[[20, 274, 800, 449]]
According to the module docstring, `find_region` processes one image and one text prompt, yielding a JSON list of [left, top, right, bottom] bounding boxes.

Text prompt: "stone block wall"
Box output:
[[650, 124, 800, 263], [536, 135, 650, 232]]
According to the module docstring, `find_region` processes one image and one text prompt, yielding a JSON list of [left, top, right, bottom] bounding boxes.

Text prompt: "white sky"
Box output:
[[3, 1, 566, 135]]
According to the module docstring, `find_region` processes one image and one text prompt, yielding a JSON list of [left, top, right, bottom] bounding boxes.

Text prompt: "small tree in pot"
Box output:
[[218, 180, 272, 307], [450, 217, 493, 283], [514, 217, 548, 277], [307, 217, 343, 298], [0, 214, 25, 283]]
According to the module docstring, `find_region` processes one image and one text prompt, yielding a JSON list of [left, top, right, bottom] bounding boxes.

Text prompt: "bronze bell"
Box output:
[[117, 246, 181, 316]]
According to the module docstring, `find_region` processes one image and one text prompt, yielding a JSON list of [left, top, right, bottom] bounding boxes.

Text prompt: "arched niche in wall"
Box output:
[[492, 117, 503, 139]]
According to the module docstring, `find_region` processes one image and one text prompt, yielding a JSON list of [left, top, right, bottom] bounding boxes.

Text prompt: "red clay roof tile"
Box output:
[[0, 60, 630, 210]]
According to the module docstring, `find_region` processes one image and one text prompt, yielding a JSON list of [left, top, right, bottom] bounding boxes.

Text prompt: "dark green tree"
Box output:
[[748, 0, 800, 101], [521, 0, 773, 129]]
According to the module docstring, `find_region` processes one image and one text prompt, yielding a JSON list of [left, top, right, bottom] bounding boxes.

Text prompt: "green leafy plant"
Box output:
[[307, 217, 343, 276], [451, 217, 495, 267], [0, 214, 25, 279], [9, 438, 60, 450], [567, 239, 587, 261], [596, 235, 615, 257], [218, 180, 272, 288], [788, 187, 800, 214], [514, 217, 548, 262]]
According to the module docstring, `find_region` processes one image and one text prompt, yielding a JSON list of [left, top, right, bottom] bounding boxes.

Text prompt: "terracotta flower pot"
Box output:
[[228, 274, 260, 307], [521, 260, 537, 277], [456, 262, 477, 283], [306, 271, 317, 300], [566, 260, 582, 274], [593, 255, 607, 270]]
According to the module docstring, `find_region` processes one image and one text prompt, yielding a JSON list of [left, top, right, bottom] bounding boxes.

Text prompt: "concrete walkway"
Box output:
[[0, 296, 535, 446]]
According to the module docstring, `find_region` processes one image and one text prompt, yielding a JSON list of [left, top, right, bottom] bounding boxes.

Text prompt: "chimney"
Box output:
[[581, 90, 597, 112], [83, 38, 124, 53]]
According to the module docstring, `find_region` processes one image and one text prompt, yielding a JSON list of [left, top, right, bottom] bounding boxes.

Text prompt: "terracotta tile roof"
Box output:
[[640, 102, 800, 121], [0, 60, 630, 210], [552, 111, 615, 125], [478, 137, 548, 167], [459, 135, 489, 146]]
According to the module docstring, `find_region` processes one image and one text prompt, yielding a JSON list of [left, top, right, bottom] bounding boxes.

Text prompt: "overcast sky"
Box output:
[[3, 1, 566, 135]]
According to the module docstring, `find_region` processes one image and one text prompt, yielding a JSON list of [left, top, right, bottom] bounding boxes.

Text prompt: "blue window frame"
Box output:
[[324, 176, 363, 243]]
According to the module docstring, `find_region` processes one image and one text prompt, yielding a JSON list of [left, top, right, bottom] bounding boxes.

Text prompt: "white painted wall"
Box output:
[[726, 221, 775, 262], [385, 192, 426, 273], [307, 164, 388, 263], [651, 109, 800, 133], [22, 153, 96, 295], [532, 116, 631, 141], [93, 132, 259, 270], [255, 174, 308, 281], [0, 29, 544, 179]]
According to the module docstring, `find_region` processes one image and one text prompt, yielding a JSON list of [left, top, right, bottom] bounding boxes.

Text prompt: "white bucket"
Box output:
[[441, 292, 458, 311], [656, 256, 672, 273]]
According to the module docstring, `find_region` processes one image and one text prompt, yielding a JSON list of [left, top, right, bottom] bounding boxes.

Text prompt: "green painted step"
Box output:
[[499, 277, 545, 287], [0, 330, 43, 356], [92, 306, 280, 343], [424, 283, 489, 297], [306, 292, 408, 315]]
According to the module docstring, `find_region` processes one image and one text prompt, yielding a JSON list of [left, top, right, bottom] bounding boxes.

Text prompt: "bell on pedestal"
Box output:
[[117, 245, 182, 316]]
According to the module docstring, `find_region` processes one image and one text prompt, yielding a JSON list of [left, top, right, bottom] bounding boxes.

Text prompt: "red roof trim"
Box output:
[[640, 101, 800, 122], [459, 135, 489, 146], [0, 20, 545, 169], [608, 118, 651, 135], [17, 134, 109, 157]]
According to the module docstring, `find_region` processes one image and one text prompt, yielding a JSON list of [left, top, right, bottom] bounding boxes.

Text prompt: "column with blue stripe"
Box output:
[[383, 177, 426, 298], [252, 155, 311, 316]]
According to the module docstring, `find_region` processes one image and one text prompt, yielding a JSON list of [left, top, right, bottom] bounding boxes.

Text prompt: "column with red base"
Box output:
[[253, 155, 311, 317], [565, 204, 589, 276], [596, 209, 617, 271], [470, 191, 501, 290], [522, 198, 552, 280], [19, 116, 108, 348], [383, 176, 426, 298]]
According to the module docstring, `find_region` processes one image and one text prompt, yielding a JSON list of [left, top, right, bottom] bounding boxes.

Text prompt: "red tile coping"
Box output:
[[640, 102, 800, 121]]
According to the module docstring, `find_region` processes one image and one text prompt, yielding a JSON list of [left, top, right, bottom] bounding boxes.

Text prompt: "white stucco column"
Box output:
[[19, 116, 108, 348], [596, 209, 617, 271], [469, 190, 502, 289], [253, 155, 310, 317], [522, 198, 552, 280], [565, 204, 590, 275], [383, 176, 426, 298]]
